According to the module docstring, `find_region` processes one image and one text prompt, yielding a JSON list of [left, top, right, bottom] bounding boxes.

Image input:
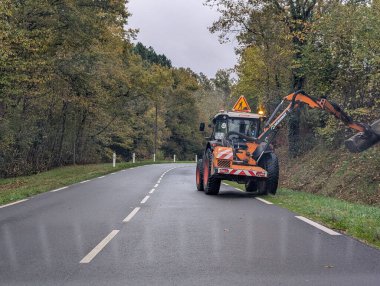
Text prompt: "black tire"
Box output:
[[245, 178, 258, 193], [196, 159, 204, 191], [203, 149, 221, 195], [257, 153, 279, 195]]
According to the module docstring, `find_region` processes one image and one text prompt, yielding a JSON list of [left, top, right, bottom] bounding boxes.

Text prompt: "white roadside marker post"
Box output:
[[174, 155, 176, 163], [113, 152, 116, 168], [195, 154, 197, 163], [153, 153, 156, 162], [132, 153, 135, 164]]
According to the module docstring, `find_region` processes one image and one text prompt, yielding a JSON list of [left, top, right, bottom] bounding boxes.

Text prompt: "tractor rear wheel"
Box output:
[[196, 159, 204, 191], [203, 149, 221, 195], [257, 153, 279, 195]]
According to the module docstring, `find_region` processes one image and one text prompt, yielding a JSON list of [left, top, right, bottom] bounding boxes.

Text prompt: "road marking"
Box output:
[[157, 179, 161, 183], [123, 207, 141, 222], [110, 172, 116, 175], [141, 195, 150, 204], [50, 186, 68, 193], [235, 187, 244, 193], [80, 230, 120, 264], [295, 216, 341, 236], [98, 176, 105, 179], [222, 182, 229, 186], [255, 197, 273, 205], [80, 180, 90, 184], [149, 188, 155, 194], [0, 199, 28, 209], [154, 184, 159, 188]]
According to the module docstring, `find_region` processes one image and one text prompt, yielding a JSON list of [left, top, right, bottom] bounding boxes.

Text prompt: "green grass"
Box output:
[[229, 182, 380, 249], [0, 160, 192, 206]]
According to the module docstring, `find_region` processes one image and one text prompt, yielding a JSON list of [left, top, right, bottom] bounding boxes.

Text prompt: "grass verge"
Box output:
[[0, 160, 192, 206], [229, 182, 380, 249]]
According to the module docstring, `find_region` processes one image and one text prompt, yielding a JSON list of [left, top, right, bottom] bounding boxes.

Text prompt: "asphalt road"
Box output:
[[1, 163, 380, 286]]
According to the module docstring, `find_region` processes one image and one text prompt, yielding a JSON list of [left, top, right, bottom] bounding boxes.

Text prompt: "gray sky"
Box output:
[[127, 0, 237, 78]]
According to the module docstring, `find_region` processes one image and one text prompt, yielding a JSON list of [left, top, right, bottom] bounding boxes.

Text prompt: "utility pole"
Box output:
[[154, 101, 158, 158]]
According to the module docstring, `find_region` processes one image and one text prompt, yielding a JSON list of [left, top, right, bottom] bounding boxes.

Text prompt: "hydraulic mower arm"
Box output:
[[257, 90, 380, 153]]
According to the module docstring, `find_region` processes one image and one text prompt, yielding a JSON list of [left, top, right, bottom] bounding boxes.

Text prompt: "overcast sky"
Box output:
[[127, 0, 237, 78]]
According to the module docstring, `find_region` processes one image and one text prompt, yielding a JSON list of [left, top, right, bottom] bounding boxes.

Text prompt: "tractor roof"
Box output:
[[212, 111, 261, 123]]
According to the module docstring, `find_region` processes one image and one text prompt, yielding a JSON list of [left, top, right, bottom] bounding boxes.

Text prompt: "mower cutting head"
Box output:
[[345, 119, 380, 153]]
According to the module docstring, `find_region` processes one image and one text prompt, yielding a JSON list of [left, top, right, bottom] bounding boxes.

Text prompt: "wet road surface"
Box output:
[[1, 163, 380, 286]]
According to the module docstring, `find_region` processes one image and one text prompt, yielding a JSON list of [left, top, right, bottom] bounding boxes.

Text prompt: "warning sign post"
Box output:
[[232, 96, 251, 112]]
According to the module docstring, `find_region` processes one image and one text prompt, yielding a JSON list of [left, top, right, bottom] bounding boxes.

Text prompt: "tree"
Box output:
[[205, 0, 321, 156]]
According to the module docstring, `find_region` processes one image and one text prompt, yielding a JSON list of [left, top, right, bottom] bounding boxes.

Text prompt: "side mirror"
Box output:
[[199, 123, 205, 132]]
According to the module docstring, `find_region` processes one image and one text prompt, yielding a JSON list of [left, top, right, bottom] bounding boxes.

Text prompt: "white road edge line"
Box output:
[[50, 186, 68, 193], [234, 187, 244, 193], [123, 207, 141, 222], [295, 216, 341, 236], [222, 182, 229, 186], [140, 195, 150, 204], [0, 199, 28, 209], [80, 230, 120, 264], [80, 180, 90, 184], [149, 188, 155, 194], [98, 176, 105, 179], [154, 184, 159, 188], [255, 197, 273, 205]]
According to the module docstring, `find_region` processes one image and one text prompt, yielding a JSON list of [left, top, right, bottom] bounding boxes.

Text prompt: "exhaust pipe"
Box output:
[[345, 119, 380, 153]]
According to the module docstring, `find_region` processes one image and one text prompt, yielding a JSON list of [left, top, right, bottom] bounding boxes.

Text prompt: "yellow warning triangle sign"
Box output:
[[232, 96, 251, 112]]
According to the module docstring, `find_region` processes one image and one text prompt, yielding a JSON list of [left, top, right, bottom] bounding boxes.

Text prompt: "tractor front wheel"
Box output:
[[203, 149, 221, 195], [245, 179, 258, 193], [196, 159, 204, 191], [257, 153, 279, 195]]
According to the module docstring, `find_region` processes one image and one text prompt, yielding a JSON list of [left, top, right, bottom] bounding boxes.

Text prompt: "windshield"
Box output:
[[213, 117, 259, 140], [228, 118, 259, 138]]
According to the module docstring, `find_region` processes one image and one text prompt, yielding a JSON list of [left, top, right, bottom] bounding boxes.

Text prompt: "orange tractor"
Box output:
[[196, 90, 380, 195]]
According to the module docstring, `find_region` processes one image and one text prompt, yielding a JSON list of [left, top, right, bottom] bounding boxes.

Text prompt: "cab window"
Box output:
[[214, 120, 227, 140]]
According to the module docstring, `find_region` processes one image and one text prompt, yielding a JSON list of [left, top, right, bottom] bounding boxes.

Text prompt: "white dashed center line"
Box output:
[[123, 207, 141, 222], [79, 230, 120, 264], [141, 196, 150, 204], [149, 188, 155, 194], [295, 216, 341, 235], [154, 184, 159, 188]]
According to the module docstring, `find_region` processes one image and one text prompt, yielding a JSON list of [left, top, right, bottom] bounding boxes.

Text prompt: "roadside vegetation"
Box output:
[[278, 145, 380, 206], [0, 161, 189, 206]]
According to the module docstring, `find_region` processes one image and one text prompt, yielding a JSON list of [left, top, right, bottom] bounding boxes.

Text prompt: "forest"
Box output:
[[0, 1, 233, 177], [1, 0, 379, 182]]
